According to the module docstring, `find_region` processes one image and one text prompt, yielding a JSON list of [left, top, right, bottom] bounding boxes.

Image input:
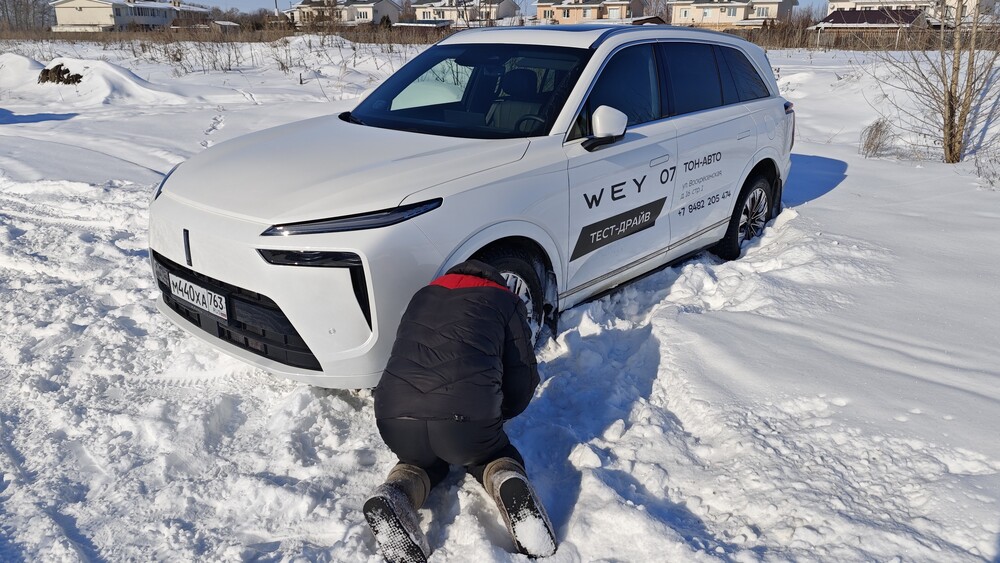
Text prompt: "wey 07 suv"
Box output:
[[149, 25, 794, 388]]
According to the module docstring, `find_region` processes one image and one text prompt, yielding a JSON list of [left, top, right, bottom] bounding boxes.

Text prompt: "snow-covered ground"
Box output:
[[1, 39, 998, 561]]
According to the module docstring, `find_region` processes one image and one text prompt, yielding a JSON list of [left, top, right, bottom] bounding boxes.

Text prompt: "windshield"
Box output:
[[350, 43, 592, 139]]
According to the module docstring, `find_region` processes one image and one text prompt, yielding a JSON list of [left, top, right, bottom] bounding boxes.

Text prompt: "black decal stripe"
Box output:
[[561, 218, 729, 301], [570, 198, 667, 261], [183, 229, 192, 267]]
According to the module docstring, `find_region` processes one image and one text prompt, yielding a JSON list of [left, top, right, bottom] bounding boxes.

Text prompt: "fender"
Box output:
[[437, 220, 565, 294], [736, 146, 784, 194]]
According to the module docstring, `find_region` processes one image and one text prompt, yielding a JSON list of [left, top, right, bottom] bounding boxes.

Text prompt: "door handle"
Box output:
[[649, 154, 671, 167], [738, 130, 752, 140]]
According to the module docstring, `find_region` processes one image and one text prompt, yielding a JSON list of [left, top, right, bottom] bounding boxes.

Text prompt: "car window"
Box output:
[[570, 44, 661, 140], [715, 46, 741, 106], [720, 46, 771, 101], [659, 42, 723, 115], [391, 59, 472, 111], [351, 44, 591, 139]]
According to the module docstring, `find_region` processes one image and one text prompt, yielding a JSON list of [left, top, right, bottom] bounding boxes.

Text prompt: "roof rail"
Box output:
[[589, 24, 743, 49]]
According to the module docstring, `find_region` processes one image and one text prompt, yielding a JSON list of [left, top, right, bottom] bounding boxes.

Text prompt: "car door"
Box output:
[[563, 43, 677, 297], [658, 42, 757, 248]]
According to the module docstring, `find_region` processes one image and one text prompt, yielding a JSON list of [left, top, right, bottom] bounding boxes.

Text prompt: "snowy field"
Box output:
[[1, 37, 998, 561]]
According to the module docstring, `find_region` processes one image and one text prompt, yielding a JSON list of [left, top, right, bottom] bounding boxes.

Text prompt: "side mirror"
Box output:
[[583, 105, 628, 152]]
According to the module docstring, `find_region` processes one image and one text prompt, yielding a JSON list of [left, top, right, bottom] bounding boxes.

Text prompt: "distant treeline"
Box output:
[[0, 0, 54, 31]]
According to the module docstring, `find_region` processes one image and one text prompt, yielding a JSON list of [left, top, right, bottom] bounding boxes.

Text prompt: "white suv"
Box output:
[[149, 25, 794, 388]]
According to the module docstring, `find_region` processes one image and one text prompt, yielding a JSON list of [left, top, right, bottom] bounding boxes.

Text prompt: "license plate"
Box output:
[[168, 273, 228, 320]]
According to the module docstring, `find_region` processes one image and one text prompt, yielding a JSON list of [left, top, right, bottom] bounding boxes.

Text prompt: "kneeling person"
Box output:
[[364, 260, 556, 562]]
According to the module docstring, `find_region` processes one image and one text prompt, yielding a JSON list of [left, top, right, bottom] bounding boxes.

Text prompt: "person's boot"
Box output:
[[482, 457, 557, 558], [364, 463, 432, 563]]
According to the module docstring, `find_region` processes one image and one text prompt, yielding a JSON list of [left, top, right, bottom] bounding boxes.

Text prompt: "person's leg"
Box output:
[[426, 417, 510, 472], [366, 418, 447, 563], [480, 455, 557, 558], [426, 418, 556, 558], [466, 442, 523, 485], [377, 418, 450, 496]]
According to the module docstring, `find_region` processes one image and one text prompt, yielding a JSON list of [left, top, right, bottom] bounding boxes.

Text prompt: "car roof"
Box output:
[[439, 24, 744, 50]]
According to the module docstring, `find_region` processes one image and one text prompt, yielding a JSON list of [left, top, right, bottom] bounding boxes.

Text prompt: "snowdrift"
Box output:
[[41, 57, 190, 106]]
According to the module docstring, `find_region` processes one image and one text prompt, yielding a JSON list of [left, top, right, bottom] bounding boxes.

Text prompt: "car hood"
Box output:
[[162, 114, 530, 225]]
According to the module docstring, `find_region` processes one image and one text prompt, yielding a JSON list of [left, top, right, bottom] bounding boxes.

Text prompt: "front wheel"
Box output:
[[711, 175, 772, 260], [475, 247, 544, 341]]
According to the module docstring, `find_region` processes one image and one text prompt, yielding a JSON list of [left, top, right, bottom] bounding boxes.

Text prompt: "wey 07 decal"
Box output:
[[571, 165, 677, 261]]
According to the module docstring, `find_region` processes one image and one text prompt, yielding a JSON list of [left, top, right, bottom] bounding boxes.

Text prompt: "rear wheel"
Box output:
[[475, 247, 544, 340], [711, 175, 772, 260]]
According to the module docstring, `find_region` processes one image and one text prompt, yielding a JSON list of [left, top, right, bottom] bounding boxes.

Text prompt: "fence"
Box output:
[[726, 26, 1000, 51]]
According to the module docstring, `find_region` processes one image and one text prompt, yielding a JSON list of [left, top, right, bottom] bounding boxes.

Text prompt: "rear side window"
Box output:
[[720, 46, 771, 101], [659, 42, 722, 115]]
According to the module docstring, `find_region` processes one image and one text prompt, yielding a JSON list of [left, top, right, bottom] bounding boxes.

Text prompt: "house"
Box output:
[[51, 0, 208, 32], [287, 0, 402, 27], [826, 0, 997, 20], [535, 0, 644, 24], [410, 0, 519, 27], [665, 0, 797, 29], [808, 8, 930, 47], [210, 20, 241, 33], [810, 8, 927, 29]]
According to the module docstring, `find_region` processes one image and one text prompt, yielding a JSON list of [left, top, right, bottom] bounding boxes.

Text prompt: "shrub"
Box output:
[[860, 117, 894, 158]]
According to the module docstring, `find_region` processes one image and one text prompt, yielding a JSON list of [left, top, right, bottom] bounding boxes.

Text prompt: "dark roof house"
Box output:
[[810, 8, 927, 29]]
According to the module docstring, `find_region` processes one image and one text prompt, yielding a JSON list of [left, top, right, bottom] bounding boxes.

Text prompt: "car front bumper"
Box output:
[[148, 192, 443, 388]]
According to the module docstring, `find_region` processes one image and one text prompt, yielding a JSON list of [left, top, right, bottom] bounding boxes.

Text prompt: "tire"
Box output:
[[475, 246, 544, 340], [711, 174, 773, 260]]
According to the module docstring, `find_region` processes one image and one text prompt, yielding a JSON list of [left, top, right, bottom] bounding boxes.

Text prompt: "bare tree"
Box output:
[[870, 0, 1000, 163], [646, 0, 672, 22], [399, 0, 416, 23], [0, 0, 54, 31]]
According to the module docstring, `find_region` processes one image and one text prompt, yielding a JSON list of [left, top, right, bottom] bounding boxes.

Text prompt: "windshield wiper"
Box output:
[[340, 111, 365, 125]]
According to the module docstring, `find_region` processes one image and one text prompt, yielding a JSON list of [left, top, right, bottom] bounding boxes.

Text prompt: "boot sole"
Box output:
[[498, 477, 557, 558], [363, 496, 428, 563]]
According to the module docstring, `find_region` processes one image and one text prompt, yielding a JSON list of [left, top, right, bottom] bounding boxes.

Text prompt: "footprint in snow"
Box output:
[[204, 115, 224, 136]]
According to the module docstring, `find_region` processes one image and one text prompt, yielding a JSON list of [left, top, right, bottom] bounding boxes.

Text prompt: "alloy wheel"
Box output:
[[738, 186, 769, 246], [501, 271, 538, 336]]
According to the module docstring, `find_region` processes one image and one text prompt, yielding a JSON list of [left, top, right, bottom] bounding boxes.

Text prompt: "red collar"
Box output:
[[430, 273, 509, 292]]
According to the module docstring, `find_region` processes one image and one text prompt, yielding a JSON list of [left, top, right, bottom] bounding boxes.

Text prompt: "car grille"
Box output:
[[151, 251, 321, 371]]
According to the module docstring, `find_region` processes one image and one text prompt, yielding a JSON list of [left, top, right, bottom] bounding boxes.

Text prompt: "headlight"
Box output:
[[153, 163, 181, 201], [260, 198, 442, 236], [257, 250, 362, 267]]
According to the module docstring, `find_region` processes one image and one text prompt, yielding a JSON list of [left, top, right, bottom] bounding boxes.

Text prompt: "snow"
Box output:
[[511, 513, 555, 557], [1, 39, 999, 561]]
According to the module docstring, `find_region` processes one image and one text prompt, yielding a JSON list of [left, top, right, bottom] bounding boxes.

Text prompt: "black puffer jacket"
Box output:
[[374, 260, 539, 422]]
